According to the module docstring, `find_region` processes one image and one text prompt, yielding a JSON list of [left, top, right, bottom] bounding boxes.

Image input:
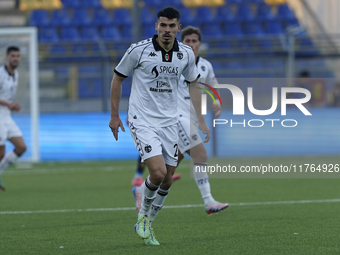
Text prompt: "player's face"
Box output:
[[6, 51, 21, 69], [182, 33, 201, 58], [155, 17, 181, 46]]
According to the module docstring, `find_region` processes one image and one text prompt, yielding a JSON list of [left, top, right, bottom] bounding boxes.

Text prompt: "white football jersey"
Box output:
[[178, 56, 217, 118], [0, 65, 19, 120], [115, 35, 200, 127]]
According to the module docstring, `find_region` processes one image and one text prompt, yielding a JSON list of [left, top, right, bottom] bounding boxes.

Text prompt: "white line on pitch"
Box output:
[[1, 198, 340, 215], [2, 167, 125, 175], [5, 163, 192, 175]]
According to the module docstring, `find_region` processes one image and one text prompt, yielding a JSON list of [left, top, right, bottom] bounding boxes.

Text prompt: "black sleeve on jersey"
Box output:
[[114, 69, 128, 78], [185, 74, 201, 84]]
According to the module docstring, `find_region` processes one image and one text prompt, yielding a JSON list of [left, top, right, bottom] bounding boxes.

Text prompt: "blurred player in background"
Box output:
[[133, 26, 228, 215], [0, 46, 27, 191], [177, 26, 228, 214], [109, 8, 209, 245], [330, 81, 340, 107], [131, 156, 147, 186]]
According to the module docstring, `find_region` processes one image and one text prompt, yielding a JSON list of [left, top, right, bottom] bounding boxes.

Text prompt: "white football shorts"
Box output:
[[129, 122, 179, 167], [178, 114, 202, 154], [0, 117, 23, 145]]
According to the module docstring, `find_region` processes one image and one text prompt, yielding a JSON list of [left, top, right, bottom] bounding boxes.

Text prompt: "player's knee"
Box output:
[[15, 144, 27, 156], [150, 170, 166, 185], [193, 150, 208, 163], [162, 177, 173, 190], [176, 153, 184, 167]]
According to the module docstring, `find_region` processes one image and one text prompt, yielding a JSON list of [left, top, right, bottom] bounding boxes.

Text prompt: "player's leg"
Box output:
[[135, 155, 166, 239], [0, 136, 26, 174], [149, 164, 175, 225], [178, 115, 228, 214], [0, 145, 5, 191], [142, 124, 178, 245], [129, 123, 166, 239], [188, 143, 228, 214], [0, 118, 26, 176], [0, 146, 4, 162], [10, 136, 27, 156], [0, 120, 26, 191], [177, 150, 185, 166], [142, 163, 174, 246], [131, 155, 146, 186]]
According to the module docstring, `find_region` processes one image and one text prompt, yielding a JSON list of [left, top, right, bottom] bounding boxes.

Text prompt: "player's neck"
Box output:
[[5, 64, 15, 75], [156, 38, 174, 52]]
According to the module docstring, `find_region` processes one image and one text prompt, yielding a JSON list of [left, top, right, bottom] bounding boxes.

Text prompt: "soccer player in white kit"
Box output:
[[178, 26, 228, 214], [0, 46, 27, 191], [109, 8, 210, 245], [133, 26, 228, 215]]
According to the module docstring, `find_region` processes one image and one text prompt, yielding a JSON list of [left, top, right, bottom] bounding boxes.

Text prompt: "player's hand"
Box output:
[[212, 102, 221, 118], [109, 116, 125, 141], [198, 118, 210, 143], [7, 102, 21, 111]]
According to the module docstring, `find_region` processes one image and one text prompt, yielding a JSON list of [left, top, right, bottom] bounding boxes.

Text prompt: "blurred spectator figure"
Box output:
[[296, 70, 311, 91], [293, 70, 313, 107], [330, 82, 340, 107]]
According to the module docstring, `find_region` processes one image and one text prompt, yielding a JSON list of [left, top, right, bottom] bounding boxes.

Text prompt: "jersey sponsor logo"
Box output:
[[151, 65, 179, 78], [156, 81, 170, 88], [159, 66, 178, 75], [201, 66, 206, 71], [149, 87, 173, 93], [151, 66, 159, 78], [177, 52, 183, 60], [148, 52, 157, 57]]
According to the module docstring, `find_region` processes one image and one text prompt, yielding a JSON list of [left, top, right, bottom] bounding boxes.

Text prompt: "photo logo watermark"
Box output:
[[199, 84, 312, 128]]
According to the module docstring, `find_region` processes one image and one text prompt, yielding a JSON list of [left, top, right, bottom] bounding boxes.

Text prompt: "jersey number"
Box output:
[[173, 144, 178, 157]]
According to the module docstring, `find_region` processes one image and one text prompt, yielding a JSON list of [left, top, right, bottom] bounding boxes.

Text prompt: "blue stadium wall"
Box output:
[[7, 108, 340, 161]]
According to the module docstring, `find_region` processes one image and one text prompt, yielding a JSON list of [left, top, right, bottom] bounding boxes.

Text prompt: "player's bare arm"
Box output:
[[109, 73, 126, 141], [189, 80, 210, 143], [0, 99, 20, 111], [212, 88, 221, 118]]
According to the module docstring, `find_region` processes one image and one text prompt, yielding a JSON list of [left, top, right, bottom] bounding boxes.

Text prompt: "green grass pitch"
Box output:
[[0, 156, 339, 255]]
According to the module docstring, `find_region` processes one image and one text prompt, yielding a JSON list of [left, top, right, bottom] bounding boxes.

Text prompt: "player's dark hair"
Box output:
[[7, 46, 20, 55], [181, 26, 202, 42], [157, 7, 180, 21]]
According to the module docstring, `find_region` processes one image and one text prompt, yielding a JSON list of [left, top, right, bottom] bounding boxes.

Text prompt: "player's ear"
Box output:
[[154, 22, 158, 31], [178, 23, 181, 32]]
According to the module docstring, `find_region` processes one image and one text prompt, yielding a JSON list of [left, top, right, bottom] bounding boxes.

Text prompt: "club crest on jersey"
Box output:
[[201, 66, 206, 71], [145, 145, 152, 153], [165, 53, 170, 61], [177, 52, 183, 60]]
